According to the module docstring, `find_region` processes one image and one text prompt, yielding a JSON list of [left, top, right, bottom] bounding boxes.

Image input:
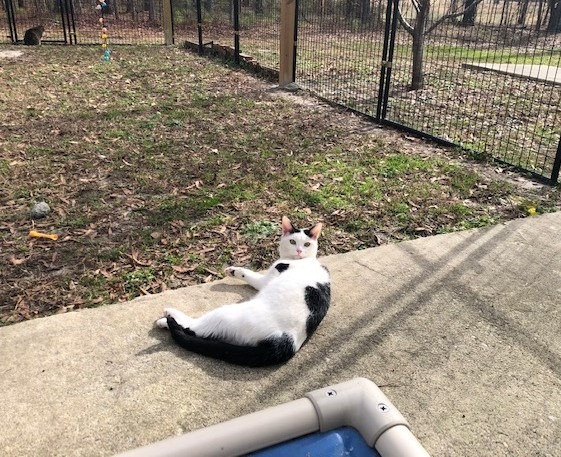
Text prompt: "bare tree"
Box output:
[[547, 0, 561, 32], [345, 0, 372, 23], [461, 0, 478, 26], [517, 0, 530, 25], [397, 0, 485, 90]]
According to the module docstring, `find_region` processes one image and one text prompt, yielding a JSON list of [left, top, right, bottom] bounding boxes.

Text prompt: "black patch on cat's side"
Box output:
[[305, 282, 331, 336], [275, 263, 290, 273], [166, 317, 296, 367]]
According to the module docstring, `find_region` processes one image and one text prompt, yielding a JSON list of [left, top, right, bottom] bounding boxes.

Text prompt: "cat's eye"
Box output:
[[304, 242, 311, 247], [290, 239, 296, 245]]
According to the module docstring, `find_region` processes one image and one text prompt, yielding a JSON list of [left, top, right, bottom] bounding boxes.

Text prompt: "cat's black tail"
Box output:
[[167, 317, 296, 367]]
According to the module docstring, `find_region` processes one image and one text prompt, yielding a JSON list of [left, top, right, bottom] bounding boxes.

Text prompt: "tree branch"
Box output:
[[397, 5, 415, 35], [426, 0, 486, 35], [411, 0, 422, 14]]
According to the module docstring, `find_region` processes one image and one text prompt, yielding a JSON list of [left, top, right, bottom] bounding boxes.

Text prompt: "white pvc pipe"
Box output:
[[116, 378, 430, 457], [375, 424, 431, 457], [115, 398, 319, 457]]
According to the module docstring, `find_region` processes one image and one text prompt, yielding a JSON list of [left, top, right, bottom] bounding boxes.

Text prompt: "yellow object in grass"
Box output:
[[29, 230, 58, 241], [528, 207, 537, 216]]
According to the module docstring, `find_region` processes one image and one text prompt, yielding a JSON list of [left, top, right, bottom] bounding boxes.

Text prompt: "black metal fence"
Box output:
[[172, 0, 280, 73], [385, 0, 561, 182], [295, 0, 561, 183], [2, 0, 560, 182], [1, 0, 167, 45]]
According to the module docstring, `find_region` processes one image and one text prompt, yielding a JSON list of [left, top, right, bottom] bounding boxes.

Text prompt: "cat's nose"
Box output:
[[296, 248, 303, 256]]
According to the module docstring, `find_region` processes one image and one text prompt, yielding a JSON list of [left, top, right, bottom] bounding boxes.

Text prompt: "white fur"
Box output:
[[157, 218, 329, 351]]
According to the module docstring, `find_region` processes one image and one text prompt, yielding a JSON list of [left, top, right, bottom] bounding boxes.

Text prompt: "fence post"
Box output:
[[233, 0, 240, 64], [5, 0, 18, 43], [551, 137, 561, 183], [196, 0, 204, 55], [279, 0, 296, 86], [162, 0, 174, 45]]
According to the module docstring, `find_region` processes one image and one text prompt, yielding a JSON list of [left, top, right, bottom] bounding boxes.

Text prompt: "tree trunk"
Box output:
[[254, 0, 263, 14], [517, 0, 530, 25], [345, 0, 354, 19], [547, 0, 561, 32], [408, 0, 429, 91], [114, 0, 120, 20], [360, 0, 371, 22], [536, 0, 545, 30], [411, 28, 425, 90], [461, 0, 478, 26], [147, 0, 155, 21]]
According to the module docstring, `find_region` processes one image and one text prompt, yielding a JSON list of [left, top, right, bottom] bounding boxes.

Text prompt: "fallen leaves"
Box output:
[[9, 255, 27, 266], [1, 45, 559, 327], [125, 250, 152, 267]]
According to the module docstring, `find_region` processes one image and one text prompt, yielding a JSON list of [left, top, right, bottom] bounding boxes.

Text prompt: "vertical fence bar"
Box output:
[[291, 0, 298, 83], [279, 0, 296, 85], [59, 0, 69, 44], [5, 0, 18, 43], [68, 0, 77, 44], [551, 138, 561, 183], [376, 0, 396, 121], [380, 0, 400, 121], [196, 0, 204, 54], [233, 0, 240, 65], [162, 0, 174, 45]]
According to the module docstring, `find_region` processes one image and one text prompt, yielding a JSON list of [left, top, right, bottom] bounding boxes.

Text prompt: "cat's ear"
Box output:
[[281, 216, 295, 236], [308, 223, 323, 240]]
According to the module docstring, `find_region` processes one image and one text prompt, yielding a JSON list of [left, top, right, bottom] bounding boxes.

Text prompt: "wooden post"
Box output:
[[162, 0, 174, 45], [279, 0, 296, 86]]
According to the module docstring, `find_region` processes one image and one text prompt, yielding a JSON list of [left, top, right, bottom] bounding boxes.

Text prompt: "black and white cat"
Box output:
[[155, 216, 331, 367]]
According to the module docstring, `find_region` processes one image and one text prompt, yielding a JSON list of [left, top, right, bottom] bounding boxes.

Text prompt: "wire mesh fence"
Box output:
[[172, 0, 199, 45], [2, 0, 167, 45], [294, 0, 561, 182], [172, 0, 280, 70], [1, 0, 73, 44], [237, 0, 280, 69], [296, 0, 390, 117], [386, 0, 561, 180], [2, 0, 560, 181]]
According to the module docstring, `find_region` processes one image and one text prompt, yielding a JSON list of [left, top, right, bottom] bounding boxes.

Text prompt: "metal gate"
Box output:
[[2, 0, 76, 44], [1, 0, 167, 45]]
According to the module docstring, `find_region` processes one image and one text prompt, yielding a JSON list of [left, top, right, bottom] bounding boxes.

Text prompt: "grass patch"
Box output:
[[427, 45, 561, 66], [242, 221, 279, 240]]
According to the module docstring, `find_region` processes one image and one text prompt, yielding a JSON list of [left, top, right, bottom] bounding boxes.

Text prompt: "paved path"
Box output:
[[1, 213, 560, 456], [463, 62, 561, 85]]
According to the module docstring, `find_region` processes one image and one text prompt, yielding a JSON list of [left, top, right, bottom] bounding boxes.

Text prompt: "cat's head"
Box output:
[[279, 216, 322, 260]]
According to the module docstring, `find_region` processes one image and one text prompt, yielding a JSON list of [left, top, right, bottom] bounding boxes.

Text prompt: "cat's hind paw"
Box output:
[[155, 317, 169, 329], [162, 307, 194, 328]]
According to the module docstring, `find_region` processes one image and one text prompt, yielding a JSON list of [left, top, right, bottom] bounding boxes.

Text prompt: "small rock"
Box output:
[[31, 202, 51, 219]]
